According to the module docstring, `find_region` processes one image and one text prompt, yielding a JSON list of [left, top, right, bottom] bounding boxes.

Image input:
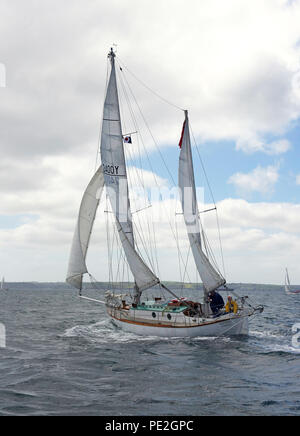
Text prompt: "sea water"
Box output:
[[0, 285, 299, 416]]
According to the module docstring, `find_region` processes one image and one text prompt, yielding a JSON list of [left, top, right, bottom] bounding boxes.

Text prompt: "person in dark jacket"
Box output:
[[208, 290, 224, 315]]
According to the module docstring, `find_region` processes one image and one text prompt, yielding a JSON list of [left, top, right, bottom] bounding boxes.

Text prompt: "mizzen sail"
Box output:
[[178, 110, 225, 293]]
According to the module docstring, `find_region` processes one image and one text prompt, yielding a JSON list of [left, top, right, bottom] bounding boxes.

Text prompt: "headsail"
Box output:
[[66, 166, 105, 290], [178, 110, 225, 295], [100, 48, 159, 295]]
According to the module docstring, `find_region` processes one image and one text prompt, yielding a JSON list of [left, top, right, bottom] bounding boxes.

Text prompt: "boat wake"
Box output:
[[62, 319, 166, 344], [250, 330, 300, 354], [62, 319, 238, 345]]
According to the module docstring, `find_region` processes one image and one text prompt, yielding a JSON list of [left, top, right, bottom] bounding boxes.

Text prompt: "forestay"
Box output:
[[178, 110, 225, 293]]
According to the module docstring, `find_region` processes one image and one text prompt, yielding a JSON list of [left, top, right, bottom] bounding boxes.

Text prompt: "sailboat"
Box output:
[[284, 268, 300, 295], [66, 48, 263, 337], [1, 277, 7, 291]]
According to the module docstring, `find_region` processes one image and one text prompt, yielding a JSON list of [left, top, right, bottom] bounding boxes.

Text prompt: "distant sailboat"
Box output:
[[285, 268, 300, 295], [1, 277, 7, 291], [66, 47, 264, 337]]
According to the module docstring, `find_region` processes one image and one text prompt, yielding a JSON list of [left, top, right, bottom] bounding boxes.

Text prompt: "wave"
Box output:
[[250, 330, 300, 354], [62, 319, 163, 344]]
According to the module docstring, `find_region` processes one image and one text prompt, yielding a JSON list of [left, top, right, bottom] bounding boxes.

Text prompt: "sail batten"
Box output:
[[178, 111, 225, 293]]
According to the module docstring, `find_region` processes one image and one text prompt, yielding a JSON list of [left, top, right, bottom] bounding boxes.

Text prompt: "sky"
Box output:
[[1, 0, 300, 285]]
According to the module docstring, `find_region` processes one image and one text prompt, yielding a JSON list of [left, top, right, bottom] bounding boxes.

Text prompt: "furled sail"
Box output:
[[66, 166, 104, 290], [178, 110, 225, 294], [100, 48, 159, 293]]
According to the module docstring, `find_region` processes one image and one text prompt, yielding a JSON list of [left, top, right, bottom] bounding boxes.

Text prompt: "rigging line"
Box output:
[[189, 123, 216, 205], [121, 245, 127, 292], [181, 243, 192, 294], [213, 314, 250, 338], [112, 219, 121, 293], [117, 62, 177, 187], [189, 122, 226, 278], [117, 71, 151, 200], [118, 69, 146, 182], [173, 201, 194, 287], [151, 219, 161, 278], [118, 64, 193, 281], [107, 194, 119, 291], [117, 68, 162, 275], [106, 195, 113, 288], [198, 211, 223, 277], [114, 233, 124, 286], [174, 216, 183, 284], [94, 58, 110, 172], [118, 76, 152, 263], [117, 57, 184, 112], [215, 211, 226, 278], [174, 191, 193, 287], [120, 147, 156, 271]]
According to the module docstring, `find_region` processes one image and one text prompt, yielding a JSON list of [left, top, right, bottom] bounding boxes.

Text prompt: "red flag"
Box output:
[[178, 120, 186, 148]]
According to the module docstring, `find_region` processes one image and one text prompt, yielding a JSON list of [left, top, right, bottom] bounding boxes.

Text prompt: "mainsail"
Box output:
[[66, 166, 105, 290], [100, 48, 159, 296], [178, 110, 225, 295]]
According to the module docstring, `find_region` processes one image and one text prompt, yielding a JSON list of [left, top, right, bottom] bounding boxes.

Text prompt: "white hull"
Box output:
[[285, 290, 300, 295], [111, 316, 249, 337], [107, 306, 250, 338], [285, 284, 300, 295]]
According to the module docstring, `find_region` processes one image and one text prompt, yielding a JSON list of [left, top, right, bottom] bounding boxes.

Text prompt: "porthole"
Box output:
[[152, 312, 156, 318], [167, 314, 172, 320]]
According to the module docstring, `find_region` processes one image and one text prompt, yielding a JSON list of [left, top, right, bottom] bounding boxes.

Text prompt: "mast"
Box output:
[[178, 110, 225, 303], [101, 48, 159, 303]]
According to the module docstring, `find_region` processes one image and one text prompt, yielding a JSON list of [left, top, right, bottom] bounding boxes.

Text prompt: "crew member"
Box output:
[[208, 290, 224, 315], [225, 296, 238, 314]]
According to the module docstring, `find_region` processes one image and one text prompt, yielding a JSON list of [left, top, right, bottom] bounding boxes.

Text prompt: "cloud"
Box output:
[[296, 174, 300, 185], [127, 166, 169, 189], [1, 0, 300, 284], [236, 136, 291, 155], [228, 165, 279, 194], [1, 0, 300, 163]]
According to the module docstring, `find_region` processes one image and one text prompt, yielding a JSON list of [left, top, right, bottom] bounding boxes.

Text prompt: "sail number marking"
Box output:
[[103, 164, 120, 176]]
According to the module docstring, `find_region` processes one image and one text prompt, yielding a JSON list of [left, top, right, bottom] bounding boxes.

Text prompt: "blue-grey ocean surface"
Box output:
[[0, 284, 299, 416]]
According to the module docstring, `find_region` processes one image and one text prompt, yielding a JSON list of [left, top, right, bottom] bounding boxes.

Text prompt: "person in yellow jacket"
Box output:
[[225, 296, 238, 314]]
